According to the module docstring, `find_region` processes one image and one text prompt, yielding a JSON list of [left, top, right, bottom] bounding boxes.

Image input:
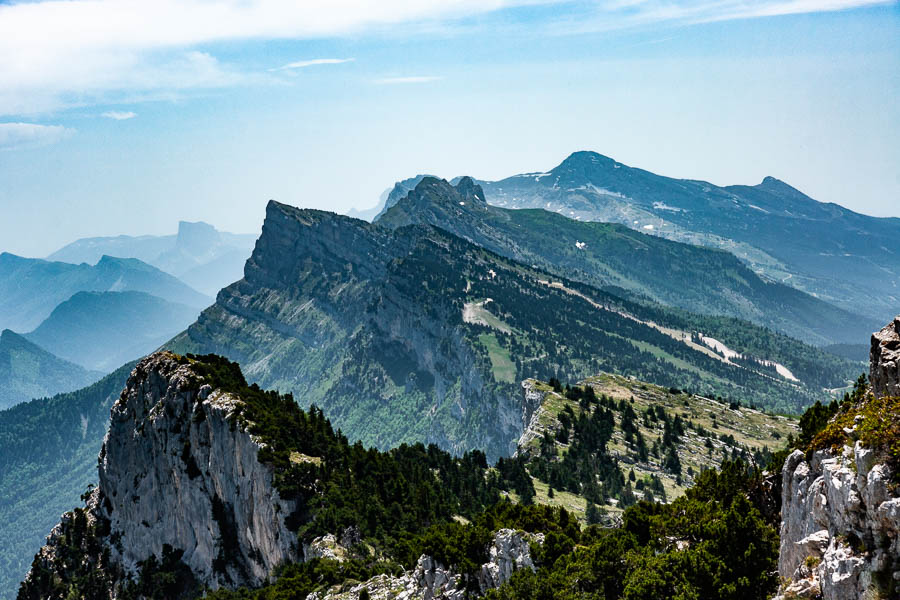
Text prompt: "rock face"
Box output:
[[19, 352, 300, 597], [307, 529, 541, 600], [871, 315, 900, 398], [776, 317, 900, 600], [777, 444, 900, 599]]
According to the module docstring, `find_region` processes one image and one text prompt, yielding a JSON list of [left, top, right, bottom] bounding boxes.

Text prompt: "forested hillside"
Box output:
[[0, 363, 134, 599]]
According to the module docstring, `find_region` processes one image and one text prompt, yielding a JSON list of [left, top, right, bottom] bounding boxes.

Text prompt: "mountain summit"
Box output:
[[377, 173, 878, 346], [469, 152, 900, 321]]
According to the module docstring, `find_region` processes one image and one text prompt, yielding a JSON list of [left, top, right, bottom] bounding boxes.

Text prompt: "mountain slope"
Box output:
[[169, 200, 851, 460], [516, 374, 796, 519], [25, 291, 199, 372], [377, 177, 877, 346], [48, 221, 257, 296], [479, 151, 900, 321], [0, 329, 102, 410], [0, 362, 134, 599], [0, 253, 209, 332]]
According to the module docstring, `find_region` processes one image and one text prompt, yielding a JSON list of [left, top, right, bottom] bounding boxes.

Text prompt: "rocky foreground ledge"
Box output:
[[775, 317, 900, 600]]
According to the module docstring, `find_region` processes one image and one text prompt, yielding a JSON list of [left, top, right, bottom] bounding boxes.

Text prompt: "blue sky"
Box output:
[[0, 0, 898, 257]]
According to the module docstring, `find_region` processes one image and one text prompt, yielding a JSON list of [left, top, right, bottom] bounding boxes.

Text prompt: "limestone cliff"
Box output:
[[775, 317, 900, 600], [18, 352, 300, 599]]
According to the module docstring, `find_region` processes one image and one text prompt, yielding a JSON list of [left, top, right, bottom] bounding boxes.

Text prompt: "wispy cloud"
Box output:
[[0, 123, 73, 150], [545, 0, 893, 35], [0, 0, 889, 116], [269, 58, 355, 72], [374, 76, 443, 84], [101, 110, 137, 120]]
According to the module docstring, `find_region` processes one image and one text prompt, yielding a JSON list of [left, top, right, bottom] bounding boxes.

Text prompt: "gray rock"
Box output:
[[870, 315, 900, 398], [775, 441, 900, 600], [20, 352, 301, 596]]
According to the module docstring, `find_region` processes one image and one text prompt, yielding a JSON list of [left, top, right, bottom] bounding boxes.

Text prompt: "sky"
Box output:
[[0, 0, 898, 257]]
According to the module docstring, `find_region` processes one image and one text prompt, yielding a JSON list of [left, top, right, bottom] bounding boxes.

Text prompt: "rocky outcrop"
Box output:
[[776, 317, 900, 600], [777, 444, 900, 599], [514, 380, 557, 458], [871, 315, 900, 398], [19, 352, 300, 598], [476, 528, 542, 592], [307, 529, 542, 600]]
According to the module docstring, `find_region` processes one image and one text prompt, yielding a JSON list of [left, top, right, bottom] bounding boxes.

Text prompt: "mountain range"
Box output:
[[377, 176, 877, 346], [168, 195, 858, 461], [467, 151, 899, 322], [48, 220, 257, 296], [0, 253, 209, 334]]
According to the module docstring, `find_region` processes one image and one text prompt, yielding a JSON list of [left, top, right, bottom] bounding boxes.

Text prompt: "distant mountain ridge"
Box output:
[[0, 253, 209, 333], [376, 176, 878, 346], [0, 329, 101, 410], [470, 151, 900, 321], [24, 291, 199, 372], [169, 199, 857, 461], [48, 220, 257, 296]]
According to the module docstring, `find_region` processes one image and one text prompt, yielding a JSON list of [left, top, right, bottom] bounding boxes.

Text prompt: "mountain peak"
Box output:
[[756, 175, 804, 197], [176, 220, 220, 252], [556, 150, 617, 169], [453, 176, 486, 203]]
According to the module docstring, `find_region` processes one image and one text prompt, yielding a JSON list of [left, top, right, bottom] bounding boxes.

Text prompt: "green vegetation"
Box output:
[[0, 362, 135, 600], [486, 462, 778, 600], [16, 355, 787, 600], [807, 375, 900, 478], [185, 354, 528, 545], [520, 375, 796, 514]]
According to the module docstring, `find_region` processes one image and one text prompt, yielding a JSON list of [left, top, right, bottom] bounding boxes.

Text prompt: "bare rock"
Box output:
[[871, 315, 900, 398]]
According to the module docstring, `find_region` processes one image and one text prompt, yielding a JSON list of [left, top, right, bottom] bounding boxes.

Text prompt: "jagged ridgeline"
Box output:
[[168, 199, 855, 460], [376, 176, 878, 346], [20, 352, 783, 600]]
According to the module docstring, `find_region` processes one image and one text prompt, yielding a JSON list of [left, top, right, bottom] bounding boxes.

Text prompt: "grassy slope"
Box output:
[[518, 374, 797, 521]]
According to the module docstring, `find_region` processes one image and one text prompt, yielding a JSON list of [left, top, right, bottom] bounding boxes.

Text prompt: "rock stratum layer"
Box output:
[[18, 352, 300, 599], [776, 316, 900, 600]]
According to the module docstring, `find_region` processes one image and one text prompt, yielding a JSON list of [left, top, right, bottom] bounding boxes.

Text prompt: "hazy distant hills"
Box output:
[[24, 291, 198, 372], [0, 329, 101, 410], [377, 177, 879, 346], [48, 220, 257, 296], [472, 151, 899, 321], [0, 253, 209, 334]]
